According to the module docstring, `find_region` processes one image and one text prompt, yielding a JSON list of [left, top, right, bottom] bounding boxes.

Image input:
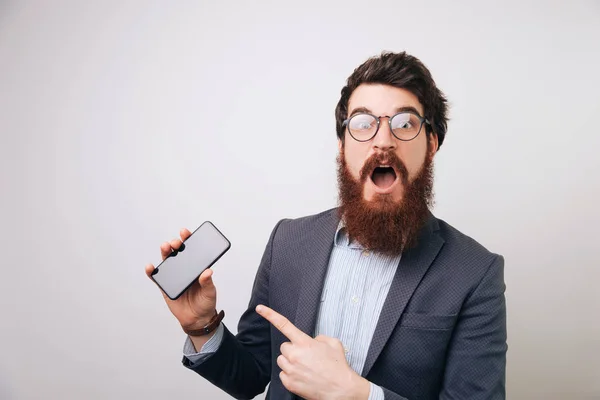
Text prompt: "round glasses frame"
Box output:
[[342, 111, 431, 142]]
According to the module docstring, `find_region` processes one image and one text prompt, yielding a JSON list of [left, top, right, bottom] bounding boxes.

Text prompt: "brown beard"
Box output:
[[336, 145, 435, 256]]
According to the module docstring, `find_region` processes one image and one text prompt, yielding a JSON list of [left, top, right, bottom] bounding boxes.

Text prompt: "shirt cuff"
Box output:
[[368, 382, 385, 400], [182, 322, 225, 364]]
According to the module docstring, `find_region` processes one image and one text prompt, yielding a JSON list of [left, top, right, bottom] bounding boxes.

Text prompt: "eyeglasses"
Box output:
[[342, 111, 431, 142]]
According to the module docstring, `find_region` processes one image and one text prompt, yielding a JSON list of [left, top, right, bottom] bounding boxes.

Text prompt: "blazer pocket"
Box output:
[[399, 313, 457, 330]]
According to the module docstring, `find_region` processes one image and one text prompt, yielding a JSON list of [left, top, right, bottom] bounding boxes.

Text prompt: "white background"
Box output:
[[1, 1, 599, 399]]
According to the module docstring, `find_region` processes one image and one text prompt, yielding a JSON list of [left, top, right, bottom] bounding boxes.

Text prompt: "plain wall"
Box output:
[[1, 1, 599, 399]]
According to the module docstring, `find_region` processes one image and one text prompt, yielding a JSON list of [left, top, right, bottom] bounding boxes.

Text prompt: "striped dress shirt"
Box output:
[[184, 222, 401, 399]]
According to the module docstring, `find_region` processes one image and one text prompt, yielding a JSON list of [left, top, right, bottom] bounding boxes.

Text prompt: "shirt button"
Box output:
[[344, 347, 350, 354], [351, 295, 359, 303], [362, 250, 370, 257]]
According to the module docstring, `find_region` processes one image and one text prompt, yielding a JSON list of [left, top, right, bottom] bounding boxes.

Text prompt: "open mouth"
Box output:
[[370, 166, 398, 189]]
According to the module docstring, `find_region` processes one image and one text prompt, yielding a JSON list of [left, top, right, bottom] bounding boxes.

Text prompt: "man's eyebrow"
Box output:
[[394, 106, 422, 115], [348, 106, 371, 117], [348, 105, 423, 118]]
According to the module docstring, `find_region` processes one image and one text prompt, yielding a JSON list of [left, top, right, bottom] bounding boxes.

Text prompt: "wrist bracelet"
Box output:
[[183, 310, 225, 337]]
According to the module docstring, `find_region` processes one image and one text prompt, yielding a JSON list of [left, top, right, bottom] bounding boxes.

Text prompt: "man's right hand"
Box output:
[[145, 228, 219, 340]]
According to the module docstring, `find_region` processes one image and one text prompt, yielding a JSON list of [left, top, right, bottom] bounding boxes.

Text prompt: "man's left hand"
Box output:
[[256, 304, 371, 400]]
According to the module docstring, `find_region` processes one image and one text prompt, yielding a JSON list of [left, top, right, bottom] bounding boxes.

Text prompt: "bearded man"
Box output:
[[146, 51, 507, 400]]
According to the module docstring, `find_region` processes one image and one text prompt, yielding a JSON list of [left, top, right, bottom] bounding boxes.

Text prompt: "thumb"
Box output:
[[198, 268, 215, 290], [316, 334, 343, 350]]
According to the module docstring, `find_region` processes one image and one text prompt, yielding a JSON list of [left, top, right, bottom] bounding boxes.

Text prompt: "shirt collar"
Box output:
[[334, 219, 364, 249]]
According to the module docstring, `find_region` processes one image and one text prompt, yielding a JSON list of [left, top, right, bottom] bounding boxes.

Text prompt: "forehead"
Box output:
[[347, 83, 424, 116]]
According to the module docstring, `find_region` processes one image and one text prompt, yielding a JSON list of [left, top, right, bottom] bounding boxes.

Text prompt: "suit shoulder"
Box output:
[[270, 208, 338, 243], [435, 217, 503, 269], [276, 208, 337, 230]]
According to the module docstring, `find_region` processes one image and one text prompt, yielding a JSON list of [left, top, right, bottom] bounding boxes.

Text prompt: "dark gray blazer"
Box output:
[[183, 208, 507, 399]]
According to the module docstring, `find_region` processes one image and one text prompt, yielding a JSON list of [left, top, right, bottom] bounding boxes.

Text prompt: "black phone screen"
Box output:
[[151, 221, 230, 300]]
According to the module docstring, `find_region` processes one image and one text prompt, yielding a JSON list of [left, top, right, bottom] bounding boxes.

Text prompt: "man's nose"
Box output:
[[372, 117, 396, 151]]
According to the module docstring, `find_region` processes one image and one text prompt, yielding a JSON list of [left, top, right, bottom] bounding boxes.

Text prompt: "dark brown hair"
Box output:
[[335, 51, 449, 149]]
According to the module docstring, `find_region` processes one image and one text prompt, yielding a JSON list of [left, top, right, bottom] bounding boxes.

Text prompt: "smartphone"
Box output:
[[151, 221, 231, 300]]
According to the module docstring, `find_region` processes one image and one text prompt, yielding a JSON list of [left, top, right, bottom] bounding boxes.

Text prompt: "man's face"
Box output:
[[339, 83, 437, 203], [336, 83, 438, 254]]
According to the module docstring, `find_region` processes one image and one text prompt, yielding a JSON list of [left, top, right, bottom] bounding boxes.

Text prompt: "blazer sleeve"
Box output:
[[439, 254, 508, 399], [181, 219, 286, 400]]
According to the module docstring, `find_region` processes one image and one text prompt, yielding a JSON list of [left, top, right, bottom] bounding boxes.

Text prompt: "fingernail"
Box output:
[[256, 305, 264, 313]]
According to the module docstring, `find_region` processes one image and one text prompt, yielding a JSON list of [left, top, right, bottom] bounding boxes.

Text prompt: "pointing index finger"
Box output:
[[256, 305, 310, 344]]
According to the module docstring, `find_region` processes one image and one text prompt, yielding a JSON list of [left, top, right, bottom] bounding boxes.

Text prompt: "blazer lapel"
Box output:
[[293, 208, 340, 337], [361, 214, 445, 377]]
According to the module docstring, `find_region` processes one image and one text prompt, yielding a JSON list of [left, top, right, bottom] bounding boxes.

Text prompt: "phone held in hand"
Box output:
[[151, 221, 231, 300]]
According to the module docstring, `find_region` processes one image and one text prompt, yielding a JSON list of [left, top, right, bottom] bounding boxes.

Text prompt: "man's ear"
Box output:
[[428, 133, 439, 158], [338, 139, 343, 152]]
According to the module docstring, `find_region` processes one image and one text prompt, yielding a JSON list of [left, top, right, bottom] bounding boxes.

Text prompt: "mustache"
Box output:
[[359, 151, 409, 186]]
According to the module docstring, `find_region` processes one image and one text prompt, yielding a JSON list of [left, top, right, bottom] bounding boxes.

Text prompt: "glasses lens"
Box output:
[[390, 113, 423, 140], [348, 114, 377, 140]]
